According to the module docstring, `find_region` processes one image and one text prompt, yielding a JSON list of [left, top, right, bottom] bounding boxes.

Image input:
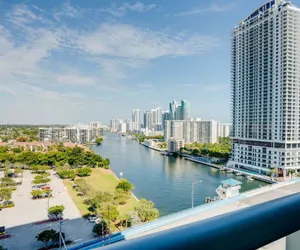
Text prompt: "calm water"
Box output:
[[90, 132, 267, 216]]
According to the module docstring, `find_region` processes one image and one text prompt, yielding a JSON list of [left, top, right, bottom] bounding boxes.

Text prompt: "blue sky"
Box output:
[[1, 0, 299, 125]]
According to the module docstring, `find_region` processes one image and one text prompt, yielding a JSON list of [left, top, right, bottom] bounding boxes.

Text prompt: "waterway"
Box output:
[[90, 132, 268, 216]]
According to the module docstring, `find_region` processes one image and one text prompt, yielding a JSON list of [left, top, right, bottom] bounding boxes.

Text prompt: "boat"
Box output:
[[235, 172, 242, 176], [205, 179, 242, 203], [216, 179, 242, 200], [246, 175, 253, 181]]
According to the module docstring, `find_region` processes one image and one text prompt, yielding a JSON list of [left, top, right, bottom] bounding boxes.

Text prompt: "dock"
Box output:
[[141, 142, 166, 152], [184, 157, 275, 184]]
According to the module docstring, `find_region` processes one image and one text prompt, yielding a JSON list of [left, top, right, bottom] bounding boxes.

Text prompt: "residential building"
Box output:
[[39, 125, 98, 144], [169, 101, 178, 120], [89, 122, 102, 128], [168, 100, 191, 121], [228, 0, 300, 175], [164, 120, 220, 144], [220, 124, 231, 138], [140, 128, 164, 137], [162, 110, 170, 130], [175, 105, 182, 120], [168, 138, 185, 153], [143, 111, 151, 129], [180, 100, 191, 120], [110, 118, 123, 132], [119, 123, 127, 133], [132, 109, 141, 125], [150, 107, 162, 130]]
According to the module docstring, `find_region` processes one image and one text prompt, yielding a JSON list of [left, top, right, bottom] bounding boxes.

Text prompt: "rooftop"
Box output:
[[221, 179, 242, 186]]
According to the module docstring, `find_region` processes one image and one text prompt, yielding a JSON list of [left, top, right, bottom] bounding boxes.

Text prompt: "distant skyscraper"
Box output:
[[150, 107, 162, 130], [132, 109, 141, 124], [143, 111, 151, 129], [180, 100, 191, 120], [228, 0, 300, 176], [169, 101, 178, 120], [162, 110, 170, 129], [175, 105, 182, 120]]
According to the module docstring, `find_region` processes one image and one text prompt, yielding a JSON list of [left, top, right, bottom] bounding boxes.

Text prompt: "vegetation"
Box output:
[[57, 169, 75, 179], [135, 134, 164, 143], [77, 167, 92, 177], [64, 168, 147, 232], [31, 189, 52, 199], [48, 205, 65, 218], [157, 142, 167, 149], [180, 137, 232, 163], [116, 179, 134, 192], [0, 125, 40, 142], [0, 144, 110, 169], [92, 222, 108, 237], [36, 229, 65, 250], [0, 187, 12, 201], [134, 199, 159, 222], [32, 174, 51, 184], [95, 137, 103, 146], [0, 177, 16, 186]]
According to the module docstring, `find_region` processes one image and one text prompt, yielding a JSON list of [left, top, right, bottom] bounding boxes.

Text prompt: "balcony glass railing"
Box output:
[[100, 194, 300, 250]]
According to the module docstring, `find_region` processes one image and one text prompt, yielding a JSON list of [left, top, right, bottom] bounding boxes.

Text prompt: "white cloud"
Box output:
[[175, 2, 235, 17], [100, 2, 156, 17], [53, 2, 81, 19], [56, 74, 96, 86], [123, 2, 156, 12], [7, 4, 39, 24], [79, 23, 220, 60]]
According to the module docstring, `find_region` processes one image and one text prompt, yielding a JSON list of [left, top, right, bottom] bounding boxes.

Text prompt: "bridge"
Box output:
[[70, 178, 300, 250]]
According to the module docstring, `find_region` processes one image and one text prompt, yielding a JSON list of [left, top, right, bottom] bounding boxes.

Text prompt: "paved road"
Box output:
[[0, 171, 94, 250]]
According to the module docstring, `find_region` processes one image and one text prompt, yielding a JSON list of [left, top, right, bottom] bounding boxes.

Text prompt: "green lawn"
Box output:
[[64, 168, 138, 217]]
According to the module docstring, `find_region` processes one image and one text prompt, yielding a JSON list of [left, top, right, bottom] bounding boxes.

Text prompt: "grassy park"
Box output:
[[63, 168, 138, 216]]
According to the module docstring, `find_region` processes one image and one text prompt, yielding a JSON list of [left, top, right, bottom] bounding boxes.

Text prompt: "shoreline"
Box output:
[[111, 170, 140, 202], [184, 157, 275, 184]]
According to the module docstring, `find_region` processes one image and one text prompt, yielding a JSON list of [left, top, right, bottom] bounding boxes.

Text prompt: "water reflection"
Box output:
[[90, 133, 268, 216]]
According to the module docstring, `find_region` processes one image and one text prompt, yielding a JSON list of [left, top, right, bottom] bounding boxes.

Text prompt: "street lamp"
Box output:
[[191, 180, 202, 208]]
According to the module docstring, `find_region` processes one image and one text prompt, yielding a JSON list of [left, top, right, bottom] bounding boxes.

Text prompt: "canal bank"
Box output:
[[90, 132, 268, 216]]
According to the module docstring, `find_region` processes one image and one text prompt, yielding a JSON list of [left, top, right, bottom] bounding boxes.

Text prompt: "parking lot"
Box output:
[[0, 171, 94, 249]]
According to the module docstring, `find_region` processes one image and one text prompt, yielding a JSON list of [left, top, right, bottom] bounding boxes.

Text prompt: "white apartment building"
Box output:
[[89, 122, 102, 128], [228, 0, 300, 176], [110, 118, 123, 132], [164, 120, 220, 144], [119, 123, 127, 133], [132, 109, 141, 125], [168, 138, 185, 153], [39, 125, 98, 144], [220, 124, 231, 138]]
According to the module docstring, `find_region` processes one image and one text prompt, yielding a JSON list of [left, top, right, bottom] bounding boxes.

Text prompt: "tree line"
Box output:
[[180, 137, 232, 162], [0, 144, 110, 168]]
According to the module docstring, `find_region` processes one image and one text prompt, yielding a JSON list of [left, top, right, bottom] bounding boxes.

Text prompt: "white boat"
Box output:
[[216, 179, 242, 200], [235, 172, 242, 176], [206, 179, 242, 203], [246, 175, 253, 181]]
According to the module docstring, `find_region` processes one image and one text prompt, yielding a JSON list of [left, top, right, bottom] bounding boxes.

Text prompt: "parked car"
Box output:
[[48, 213, 63, 219], [88, 215, 99, 223], [41, 186, 51, 190]]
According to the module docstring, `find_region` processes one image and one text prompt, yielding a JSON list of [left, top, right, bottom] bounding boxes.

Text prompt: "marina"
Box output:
[[184, 157, 275, 184]]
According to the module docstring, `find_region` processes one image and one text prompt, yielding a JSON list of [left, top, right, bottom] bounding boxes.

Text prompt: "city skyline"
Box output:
[[1, 0, 293, 124]]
